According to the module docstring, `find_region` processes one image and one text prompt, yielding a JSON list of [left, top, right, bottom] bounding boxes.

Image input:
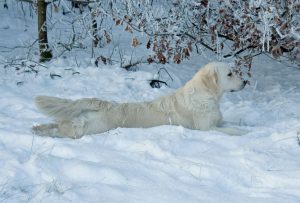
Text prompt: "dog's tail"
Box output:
[[35, 96, 115, 120]]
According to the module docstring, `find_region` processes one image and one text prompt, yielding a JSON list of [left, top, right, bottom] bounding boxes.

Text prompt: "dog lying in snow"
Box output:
[[32, 62, 248, 138]]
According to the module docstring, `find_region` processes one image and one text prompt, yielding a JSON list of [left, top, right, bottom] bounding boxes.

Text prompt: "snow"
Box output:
[[1, 3, 300, 203]]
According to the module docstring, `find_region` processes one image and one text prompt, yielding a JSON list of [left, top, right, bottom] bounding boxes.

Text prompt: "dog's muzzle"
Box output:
[[230, 80, 248, 92]]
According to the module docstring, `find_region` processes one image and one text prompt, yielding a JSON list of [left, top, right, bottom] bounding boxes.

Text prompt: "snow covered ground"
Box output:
[[1, 3, 300, 203]]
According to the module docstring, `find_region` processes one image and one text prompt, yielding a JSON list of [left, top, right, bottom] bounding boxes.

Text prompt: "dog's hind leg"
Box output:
[[32, 119, 86, 139], [57, 118, 86, 139], [32, 123, 82, 139], [32, 123, 60, 137]]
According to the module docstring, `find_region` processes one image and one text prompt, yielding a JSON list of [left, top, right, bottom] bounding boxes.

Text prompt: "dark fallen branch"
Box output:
[[50, 73, 62, 79], [122, 61, 141, 70], [149, 79, 168, 88]]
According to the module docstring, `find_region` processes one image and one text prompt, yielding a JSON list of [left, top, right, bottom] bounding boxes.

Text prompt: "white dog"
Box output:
[[32, 62, 248, 138]]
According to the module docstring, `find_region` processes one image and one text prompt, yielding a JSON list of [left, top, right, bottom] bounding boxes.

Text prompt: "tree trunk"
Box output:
[[37, 0, 52, 62], [92, 13, 98, 48]]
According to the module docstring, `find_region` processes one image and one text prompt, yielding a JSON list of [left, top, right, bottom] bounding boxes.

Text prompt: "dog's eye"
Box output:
[[227, 72, 233, 77]]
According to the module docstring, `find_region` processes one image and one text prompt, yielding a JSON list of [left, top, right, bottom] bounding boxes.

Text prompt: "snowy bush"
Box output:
[[107, 0, 300, 72]]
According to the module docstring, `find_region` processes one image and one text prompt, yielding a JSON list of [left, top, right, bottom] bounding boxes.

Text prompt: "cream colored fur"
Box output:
[[32, 62, 247, 138]]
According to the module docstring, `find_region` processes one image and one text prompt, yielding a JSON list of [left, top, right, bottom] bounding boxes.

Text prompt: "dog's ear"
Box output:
[[200, 67, 219, 94]]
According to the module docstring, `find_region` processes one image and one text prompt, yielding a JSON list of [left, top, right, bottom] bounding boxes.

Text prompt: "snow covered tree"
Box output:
[[7, 0, 299, 71], [37, 0, 52, 62]]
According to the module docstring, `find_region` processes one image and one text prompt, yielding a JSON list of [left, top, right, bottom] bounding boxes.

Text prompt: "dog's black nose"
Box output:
[[243, 80, 248, 86]]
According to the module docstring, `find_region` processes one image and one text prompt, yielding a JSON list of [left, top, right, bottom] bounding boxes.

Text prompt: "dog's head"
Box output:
[[197, 62, 247, 96]]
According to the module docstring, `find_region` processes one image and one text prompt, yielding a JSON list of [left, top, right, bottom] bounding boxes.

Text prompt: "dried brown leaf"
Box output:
[[131, 37, 139, 48], [201, 0, 208, 7], [104, 30, 111, 44], [124, 15, 132, 23], [125, 25, 133, 33], [173, 53, 181, 64], [279, 22, 288, 32], [271, 46, 283, 58], [115, 19, 122, 26], [147, 57, 154, 64], [157, 52, 167, 64], [182, 48, 190, 58]]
